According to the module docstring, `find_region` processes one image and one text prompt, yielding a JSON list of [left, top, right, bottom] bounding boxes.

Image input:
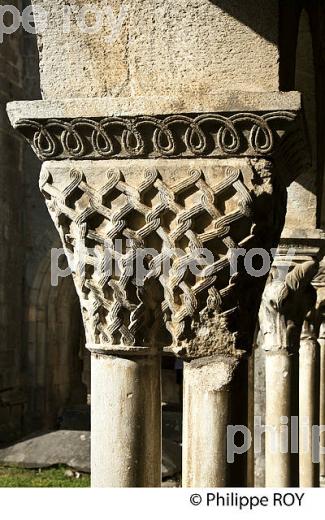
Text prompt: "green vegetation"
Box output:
[[0, 465, 90, 487]]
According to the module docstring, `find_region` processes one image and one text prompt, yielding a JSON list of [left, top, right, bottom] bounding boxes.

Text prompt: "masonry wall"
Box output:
[[19, 1, 89, 432], [33, 0, 280, 98], [0, 1, 25, 442], [0, 0, 86, 440]]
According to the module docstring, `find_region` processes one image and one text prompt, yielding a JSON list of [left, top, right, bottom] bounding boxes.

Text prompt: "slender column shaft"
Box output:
[[260, 261, 319, 487], [265, 351, 291, 487], [299, 336, 320, 487], [319, 334, 325, 480], [253, 343, 266, 487], [182, 357, 238, 487], [91, 353, 161, 487], [247, 352, 255, 487]]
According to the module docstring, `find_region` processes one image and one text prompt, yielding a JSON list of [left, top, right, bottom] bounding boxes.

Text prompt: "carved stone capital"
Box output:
[[7, 92, 308, 185], [7, 93, 310, 360], [301, 308, 319, 349], [37, 157, 286, 360], [12, 110, 299, 161], [259, 261, 318, 353]]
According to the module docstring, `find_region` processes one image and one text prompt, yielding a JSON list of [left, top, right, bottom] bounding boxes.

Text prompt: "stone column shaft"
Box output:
[[265, 351, 292, 487], [182, 358, 238, 487], [312, 273, 325, 484], [299, 315, 320, 487], [318, 322, 325, 481], [91, 353, 161, 487], [247, 351, 255, 487], [260, 260, 318, 487], [299, 345, 320, 486]]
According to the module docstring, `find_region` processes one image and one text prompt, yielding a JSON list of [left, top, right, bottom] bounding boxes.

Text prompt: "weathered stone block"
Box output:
[[31, 0, 279, 98]]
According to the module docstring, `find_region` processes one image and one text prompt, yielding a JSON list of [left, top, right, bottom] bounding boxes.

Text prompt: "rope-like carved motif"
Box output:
[[17, 111, 295, 160], [40, 165, 254, 349]]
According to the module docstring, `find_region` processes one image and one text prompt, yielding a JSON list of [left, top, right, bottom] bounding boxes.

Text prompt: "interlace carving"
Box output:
[[40, 164, 255, 355], [17, 111, 296, 160]]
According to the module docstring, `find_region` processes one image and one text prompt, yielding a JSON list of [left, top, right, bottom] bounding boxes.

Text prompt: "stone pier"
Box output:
[[7, 1, 310, 487]]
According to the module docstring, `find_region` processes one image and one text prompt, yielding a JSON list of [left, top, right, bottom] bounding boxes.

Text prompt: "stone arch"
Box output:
[[305, 3, 325, 228], [279, 4, 320, 232], [25, 245, 89, 432], [280, 1, 325, 229]]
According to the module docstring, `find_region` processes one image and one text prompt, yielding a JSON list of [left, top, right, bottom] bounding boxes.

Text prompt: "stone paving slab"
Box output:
[[0, 430, 181, 478], [0, 430, 90, 473]]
